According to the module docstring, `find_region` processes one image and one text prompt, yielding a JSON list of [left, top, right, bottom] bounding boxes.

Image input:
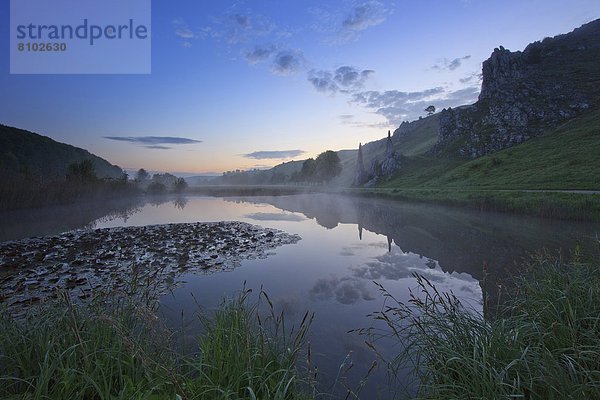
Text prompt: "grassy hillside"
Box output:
[[0, 124, 123, 180], [381, 109, 600, 190]]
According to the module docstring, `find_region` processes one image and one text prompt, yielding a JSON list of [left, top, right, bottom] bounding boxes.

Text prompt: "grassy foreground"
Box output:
[[361, 249, 600, 400], [0, 288, 313, 400]]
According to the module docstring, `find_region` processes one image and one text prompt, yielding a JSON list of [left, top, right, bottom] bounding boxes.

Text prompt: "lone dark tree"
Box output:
[[425, 105, 436, 116], [315, 150, 342, 183], [135, 168, 149, 182]]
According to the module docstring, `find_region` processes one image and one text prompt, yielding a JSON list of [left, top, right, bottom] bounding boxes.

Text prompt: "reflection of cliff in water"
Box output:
[[233, 194, 599, 281]]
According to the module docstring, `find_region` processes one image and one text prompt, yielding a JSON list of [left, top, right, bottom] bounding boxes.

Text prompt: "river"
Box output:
[[1, 193, 598, 399]]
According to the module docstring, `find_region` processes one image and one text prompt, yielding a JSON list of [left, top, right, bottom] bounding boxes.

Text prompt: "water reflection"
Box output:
[[231, 194, 599, 283], [310, 276, 376, 304], [244, 212, 307, 222], [0, 197, 144, 242]]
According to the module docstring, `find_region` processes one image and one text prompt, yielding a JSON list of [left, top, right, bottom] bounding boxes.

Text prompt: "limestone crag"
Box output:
[[431, 19, 600, 158], [358, 130, 403, 187], [353, 143, 368, 186]]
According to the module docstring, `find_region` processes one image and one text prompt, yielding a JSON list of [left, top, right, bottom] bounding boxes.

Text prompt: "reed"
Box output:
[[359, 248, 600, 399]]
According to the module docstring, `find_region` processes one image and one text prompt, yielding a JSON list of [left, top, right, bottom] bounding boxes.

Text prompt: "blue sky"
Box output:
[[1, 0, 598, 174]]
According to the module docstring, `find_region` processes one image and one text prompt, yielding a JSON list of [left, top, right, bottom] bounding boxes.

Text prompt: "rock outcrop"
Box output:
[[353, 143, 368, 186], [431, 19, 600, 158], [357, 130, 403, 187]]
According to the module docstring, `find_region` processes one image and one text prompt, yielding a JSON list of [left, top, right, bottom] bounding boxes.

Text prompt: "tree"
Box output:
[[173, 177, 188, 193], [425, 105, 436, 116], [135, 168, 149, 182], [146, 181, 167, 194], [315, 150, 342, 183], [66, 160, 97, 183], [300, 158, 317, 182]]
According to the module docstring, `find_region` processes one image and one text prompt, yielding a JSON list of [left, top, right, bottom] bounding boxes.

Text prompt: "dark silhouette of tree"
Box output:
[[135, 168, 149, 182], [300, 158, 317, 182], [315, 150, 342, 182], [425, 105, 436, 115]]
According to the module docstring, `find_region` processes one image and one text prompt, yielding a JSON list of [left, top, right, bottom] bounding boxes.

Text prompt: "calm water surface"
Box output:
[[2, 194, 598, 398]]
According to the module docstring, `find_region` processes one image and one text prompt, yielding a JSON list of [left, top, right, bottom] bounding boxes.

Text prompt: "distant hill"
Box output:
[[0, 124, 123, 180], [244, 113, 440, 187]]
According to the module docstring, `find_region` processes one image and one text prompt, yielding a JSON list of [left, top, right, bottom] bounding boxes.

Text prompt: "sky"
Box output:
[[1, 0, 598, 175]]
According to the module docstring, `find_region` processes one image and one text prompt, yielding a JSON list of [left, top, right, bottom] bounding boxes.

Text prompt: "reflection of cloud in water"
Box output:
[[310, 276, 375, 305], [353, 248, 482, 308], [244, 212, 306, 222], [340, 241, 389, 257]]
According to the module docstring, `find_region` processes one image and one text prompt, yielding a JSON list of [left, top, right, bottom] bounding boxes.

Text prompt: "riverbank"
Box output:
[[0, 286, 313, 400], [362, 249, 600, 399], [186, 184, 600, 221], [344, 188, 600, 221], [2, 249, 598, 399]]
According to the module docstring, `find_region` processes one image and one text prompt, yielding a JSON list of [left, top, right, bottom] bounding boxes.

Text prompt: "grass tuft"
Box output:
[[360, 249, 600, 399], [0, 285, 313, 400]]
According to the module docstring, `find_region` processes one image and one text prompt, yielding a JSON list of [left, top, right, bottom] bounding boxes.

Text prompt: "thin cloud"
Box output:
[[242, 150, 306, 159], [173, 18, 198, 45], [352, 85, 480, 125], [175, 28, 195, 39], [144, 145, 172, 150], [432, 55, 472, 71], [244, 45, 277, 64], [202, 9, 275, 45], [271, 50, 305, 75], [224, 11, 274, 44], [308, 66, 374, 94], [459, 71, 482, 84], [342, 1, 387, 33], [311, 1, 391, 44], [104, 136, 202, 145]]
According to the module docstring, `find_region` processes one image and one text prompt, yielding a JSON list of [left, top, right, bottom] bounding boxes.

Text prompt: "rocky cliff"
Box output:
[[432, 19, 600, 158]]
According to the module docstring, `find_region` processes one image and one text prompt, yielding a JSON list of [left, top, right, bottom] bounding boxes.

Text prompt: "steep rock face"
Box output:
[[432, 19, 600, 158], [353, 143, 368, 186], [362, 131, 402, 186]]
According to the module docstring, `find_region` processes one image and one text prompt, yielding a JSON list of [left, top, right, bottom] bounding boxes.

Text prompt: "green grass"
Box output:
[[427, 110, 600, 190], [393, 114, 440, 157], [381, 109, 600, 191], [181, 290, 314, 400], [360, 249, 600, 399], [367, 108, 600, 220], [0, 287, 313, 400]]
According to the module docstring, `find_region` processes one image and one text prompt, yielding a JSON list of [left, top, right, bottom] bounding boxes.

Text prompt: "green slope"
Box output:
[[0, 124, 123, 180], [382, 109, 600, 190]]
